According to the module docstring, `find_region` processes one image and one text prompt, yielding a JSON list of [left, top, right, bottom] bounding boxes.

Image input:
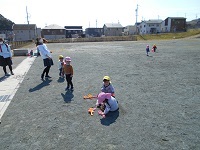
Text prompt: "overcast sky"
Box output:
[[0, 0, 199, 30]]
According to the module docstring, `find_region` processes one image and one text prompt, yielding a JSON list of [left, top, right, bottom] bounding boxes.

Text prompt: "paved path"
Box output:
[[0, 56, 36, 123]]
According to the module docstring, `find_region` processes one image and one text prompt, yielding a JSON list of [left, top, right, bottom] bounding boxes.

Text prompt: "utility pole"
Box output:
[[26, 6, 31, 40], [135, 4, 139, 34], [96, 19, 97, 28], [135, 4, 138, 25]]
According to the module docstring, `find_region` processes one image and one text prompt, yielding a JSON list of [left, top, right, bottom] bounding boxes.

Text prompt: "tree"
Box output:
[[0, 14, 15, 30]]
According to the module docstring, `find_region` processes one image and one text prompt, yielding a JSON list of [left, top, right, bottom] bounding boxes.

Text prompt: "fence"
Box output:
[[48, 35, 137, 43], [8, 41, 33, 50]]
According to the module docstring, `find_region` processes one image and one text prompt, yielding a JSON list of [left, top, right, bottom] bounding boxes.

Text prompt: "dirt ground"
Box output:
[[0, 38, 200, 150]]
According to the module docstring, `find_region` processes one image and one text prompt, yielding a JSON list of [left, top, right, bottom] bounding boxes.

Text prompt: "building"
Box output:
[[139, 20, 163, 34], [41, 24, 66, 40], [85, 28, 103, 37], [64, 26, 83, 38], [12, 24, 37, 41], [162, 17, 186, 32], [123, 25, 136, 35], [103, 23, 124, 36]]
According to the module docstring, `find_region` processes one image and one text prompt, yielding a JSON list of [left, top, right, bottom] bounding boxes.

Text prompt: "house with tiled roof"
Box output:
[[41, 24, 66, 40], [12, 24, 38, 41], [139, 19, 163, 34], [64, 26, 83, 38], [103, 23, 124, 36]]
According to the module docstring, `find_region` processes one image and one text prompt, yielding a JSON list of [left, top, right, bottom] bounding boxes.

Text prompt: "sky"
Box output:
[[0, 0, 199, 30]]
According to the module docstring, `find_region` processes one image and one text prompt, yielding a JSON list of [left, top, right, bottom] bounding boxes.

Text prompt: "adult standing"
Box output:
[[0, 38, 14, 76], [36, 37, 54, 80]]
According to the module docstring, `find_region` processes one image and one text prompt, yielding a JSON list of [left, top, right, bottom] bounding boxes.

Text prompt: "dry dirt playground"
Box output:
[[0, 38, 200, 150]]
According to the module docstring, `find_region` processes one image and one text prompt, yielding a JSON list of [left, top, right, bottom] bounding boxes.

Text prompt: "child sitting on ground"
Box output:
[[94, 92, 119, 118], [101, 76, 115, 97], [58, 55, 64, 77]]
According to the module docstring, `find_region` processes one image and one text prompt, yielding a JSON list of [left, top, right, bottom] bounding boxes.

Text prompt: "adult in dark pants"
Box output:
[[36, 37, 54, 80], [0, 38, 14, 76]]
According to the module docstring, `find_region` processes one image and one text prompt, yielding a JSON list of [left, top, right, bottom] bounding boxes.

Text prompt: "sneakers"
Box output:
[[65, 87, 69, 91], [11, 71, 14, 75], [45, 75, 52, 78]]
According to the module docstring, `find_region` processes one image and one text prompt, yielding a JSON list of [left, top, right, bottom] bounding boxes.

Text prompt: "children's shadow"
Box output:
[[57, 77, 65, 83], [29, 79, 52, 92], [100, 109, 119, 126], [61, 90, 74, 103]]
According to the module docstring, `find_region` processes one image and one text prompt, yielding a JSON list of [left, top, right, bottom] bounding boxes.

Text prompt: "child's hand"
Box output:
[[98, 110, 106, 118], [98, 110, 103, 115]]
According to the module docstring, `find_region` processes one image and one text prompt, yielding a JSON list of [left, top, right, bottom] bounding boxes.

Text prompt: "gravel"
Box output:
[[0, 38, 200, 150]]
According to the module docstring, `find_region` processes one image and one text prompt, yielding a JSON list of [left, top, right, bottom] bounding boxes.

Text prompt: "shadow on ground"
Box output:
[[29, 79, 52, 92], [100, 109, 119, 126], [57, 77, 65, 83], [61, 90, 74, 103]]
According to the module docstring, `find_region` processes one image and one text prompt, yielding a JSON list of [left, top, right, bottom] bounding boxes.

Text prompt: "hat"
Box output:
[[65, 56, 71, 62], [103, 76, 110, 81], [147, 45, 149, 47], [97, 92, 111, 104], [59, 55, 64, 59]]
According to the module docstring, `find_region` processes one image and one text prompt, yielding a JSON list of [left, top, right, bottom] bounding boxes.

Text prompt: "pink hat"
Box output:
[[97, 92, 111, 104], [65, 56, 71, 62]]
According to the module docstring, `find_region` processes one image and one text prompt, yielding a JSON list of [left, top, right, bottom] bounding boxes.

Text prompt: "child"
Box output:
[[146, 45, 150, 56], [63, 56, 74, 90], [58, 55, 64, 77], [94, 92, 119, 118], [101, 76, 115, 97], [152, 44, 157, 52]]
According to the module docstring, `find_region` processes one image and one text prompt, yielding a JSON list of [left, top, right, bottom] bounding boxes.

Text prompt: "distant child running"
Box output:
[[58, 55, 64, 77], [152, 44, 157, 52], [63, 56, 74, 91], [101, 76, 115, 97], [94, 92, 119, 118], [146, 45, 150, 56]]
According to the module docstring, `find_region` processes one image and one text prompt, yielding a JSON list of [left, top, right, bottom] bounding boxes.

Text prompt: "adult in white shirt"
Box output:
[[0, 38, 14, 76], [36, 37, 54, 80]]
